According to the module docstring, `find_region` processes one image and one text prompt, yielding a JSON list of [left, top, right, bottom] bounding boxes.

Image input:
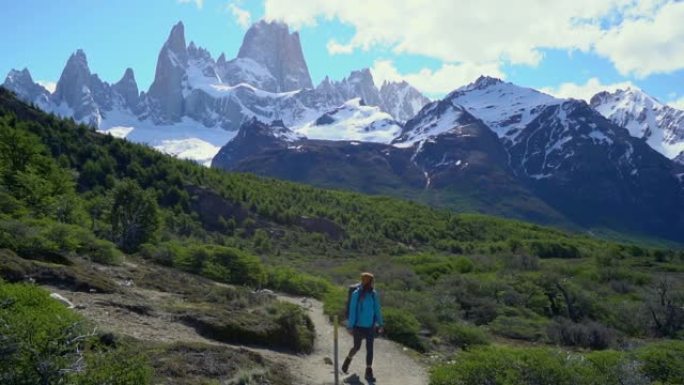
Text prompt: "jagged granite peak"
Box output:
[[2, 68, 50, 105], [237, 20, 313, 92], [590, 87, 684, 161], [342, 69, 382, 106], [217, 53, 227, 66], [112, 67, 140, 111], [51, 49, 107, 125], [470, 75, 505, 90], [53, 49, 91, 105], [147, 21, 189, 123], [166, 21, 188, 60], [379, 80, 430, 122]]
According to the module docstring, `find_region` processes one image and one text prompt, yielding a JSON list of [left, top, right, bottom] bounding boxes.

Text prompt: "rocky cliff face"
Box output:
[[146, 22, 189, 123], [2, 68, 50, 107], [112, 68, 140, 113], [236, 20, 313, 92]]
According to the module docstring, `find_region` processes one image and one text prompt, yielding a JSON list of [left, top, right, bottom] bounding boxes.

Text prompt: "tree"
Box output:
[[109, 179, 159, 252]]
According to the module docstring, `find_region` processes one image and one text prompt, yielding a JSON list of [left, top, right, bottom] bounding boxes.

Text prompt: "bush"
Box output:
[[81, 238, 123, 265], [0, 218, 59, 259], [441, 322, 489, 349], [71, 345, 152, 385], [431, 346, 580, 385], [490, 316, 547, 341], [0, 281, 82, 384], [547, 318, 614, 349], [636, 341, 684, 384], [528, 240, 581, 259], [432, 344, 684, 385], [0, 281, 151, 384], [383, 307, 424, 351], [266, 267, 332, 299], [166, 243, 267, 287]]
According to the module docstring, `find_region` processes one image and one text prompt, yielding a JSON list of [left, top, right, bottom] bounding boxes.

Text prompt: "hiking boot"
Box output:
[[365, 367, 376, 382], [341, 357, 352, 374]]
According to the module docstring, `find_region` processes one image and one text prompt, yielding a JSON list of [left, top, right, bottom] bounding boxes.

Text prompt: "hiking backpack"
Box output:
[[344, 283, 361, 320]]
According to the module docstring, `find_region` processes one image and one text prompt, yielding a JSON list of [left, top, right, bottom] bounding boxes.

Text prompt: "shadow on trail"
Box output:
[[343, 373, 375, 385]]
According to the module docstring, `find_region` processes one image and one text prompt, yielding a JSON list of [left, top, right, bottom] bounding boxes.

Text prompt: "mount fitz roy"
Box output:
[[3, 20, 428, 165], [4, 21, 684, 242]]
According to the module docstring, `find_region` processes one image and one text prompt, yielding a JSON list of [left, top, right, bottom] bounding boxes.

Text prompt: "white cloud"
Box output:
[[595, 1, 684, 77], [178, 0, 204, 9], [264, 0, 628, 66], [541, 77, 635, 102], [326, 39, 354, 55], [227, 3, 252, 28], [669, 97, 684, 110], [264, 0, 684, 79], [36, 80, 56, 94], [370, 59, 504, 96]]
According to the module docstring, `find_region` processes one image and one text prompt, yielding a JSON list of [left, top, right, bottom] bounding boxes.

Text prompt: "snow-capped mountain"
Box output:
[[212, 75, 684, 241], [590, 88, 684, 163], [295, 98, 402, 143], [4, 19, 684, 241], [3, 68, 50, 109], [379, 80, 431, 123], [447, 76, 560, 143], [2, 20, 429, 165], [395, 77, 684, 238]]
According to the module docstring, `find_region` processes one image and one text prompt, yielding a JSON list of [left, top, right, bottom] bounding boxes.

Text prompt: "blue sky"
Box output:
[[1, 0, 683, 107]]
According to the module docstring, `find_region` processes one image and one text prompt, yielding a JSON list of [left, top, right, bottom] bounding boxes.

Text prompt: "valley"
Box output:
[[0, 86, 682, 385]]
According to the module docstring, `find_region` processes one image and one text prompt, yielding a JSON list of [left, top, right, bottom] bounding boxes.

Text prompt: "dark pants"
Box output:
[[347, 327, 374, 366]]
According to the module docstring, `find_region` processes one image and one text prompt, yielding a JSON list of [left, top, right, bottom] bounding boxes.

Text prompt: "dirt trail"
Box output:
[[46, 273, 428, 385], [275, 294, 429, 385]]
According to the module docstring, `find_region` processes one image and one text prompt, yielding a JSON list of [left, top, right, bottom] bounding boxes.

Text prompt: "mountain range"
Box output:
[[2, 21, 428, 165], [3, 20, 684, 242]]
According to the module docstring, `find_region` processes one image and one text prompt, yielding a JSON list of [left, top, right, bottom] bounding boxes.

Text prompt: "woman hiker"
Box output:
[[342, 272, 384, 382]]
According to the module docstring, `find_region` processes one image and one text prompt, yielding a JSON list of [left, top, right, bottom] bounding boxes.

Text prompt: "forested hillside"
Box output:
[[1, 87, 683, 385]]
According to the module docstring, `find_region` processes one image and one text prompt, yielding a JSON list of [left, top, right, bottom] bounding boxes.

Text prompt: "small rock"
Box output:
[[323, 357, 333, 365], [89, 288, 97, 293], [49, 293, 74, 308]]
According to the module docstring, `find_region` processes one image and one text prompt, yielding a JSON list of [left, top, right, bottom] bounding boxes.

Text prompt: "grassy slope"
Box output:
[[1, 88, 683, 385]]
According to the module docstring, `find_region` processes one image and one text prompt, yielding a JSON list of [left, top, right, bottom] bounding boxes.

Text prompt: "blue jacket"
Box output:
[[348, 287, 384, 329]]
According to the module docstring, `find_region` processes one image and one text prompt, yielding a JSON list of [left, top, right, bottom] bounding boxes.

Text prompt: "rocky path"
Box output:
[[47, 280, 428, 385], [274, 294, 429, 385]]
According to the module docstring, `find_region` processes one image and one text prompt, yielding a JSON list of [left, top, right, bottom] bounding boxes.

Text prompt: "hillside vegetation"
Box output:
[[0, 87, 683, 385]]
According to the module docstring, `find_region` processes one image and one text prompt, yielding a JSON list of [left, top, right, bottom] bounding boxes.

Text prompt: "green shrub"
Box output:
[[0, 281, 82, 384], [0, 281, 151, 384], [0, 218, 59, 258], [489, 316, 547, 341], [441, 322, 489, 349], [636, 341, 684, 384], [431, 346, 579, 385], [81, 238, 123, 265], [267, 267, 332, 299], [168, 244, 267, 287], [273, 302, 316, 354], [383, 307, 424, 351], [547, 319, 614, 349], [71, 345, 152, 385], [528, 240, 581, 259]]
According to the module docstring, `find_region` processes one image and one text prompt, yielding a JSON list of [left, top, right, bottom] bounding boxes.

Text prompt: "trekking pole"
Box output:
[[334, 315, 340, 385]]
